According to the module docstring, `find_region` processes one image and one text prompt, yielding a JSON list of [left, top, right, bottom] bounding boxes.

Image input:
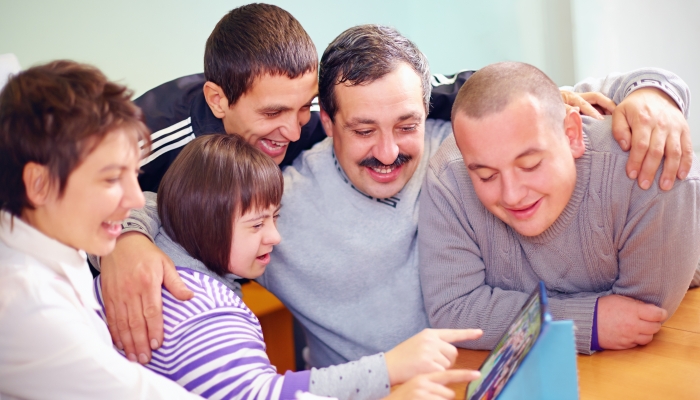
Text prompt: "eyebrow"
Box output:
[[98, 164, 127, 173], [343, 112, 423, 129], [257, 94, 319, 114], [467, 148, 543, 171], [242, 205, 282, 223], [257, 104, 292, 113]]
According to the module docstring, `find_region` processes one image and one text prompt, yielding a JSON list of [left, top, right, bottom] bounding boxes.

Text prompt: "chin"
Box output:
[[88, 238, 118, 257], [512, 223, 548, 237], [361, 179, 406, 199]]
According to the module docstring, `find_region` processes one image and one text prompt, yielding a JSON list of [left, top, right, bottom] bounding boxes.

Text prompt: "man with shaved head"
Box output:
[[419, 62, 700, 355]]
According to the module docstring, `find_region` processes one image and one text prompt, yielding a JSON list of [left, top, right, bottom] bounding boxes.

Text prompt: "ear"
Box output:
[[563, 108, 585, 159], [319, 108, 334, 138], [203, 81, 230, 119], [22, 162, 52, 207]]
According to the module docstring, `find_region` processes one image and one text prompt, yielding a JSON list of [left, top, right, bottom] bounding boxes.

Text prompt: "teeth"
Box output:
[[371, 165, 396, 174], [104, 220, 122, 226], [261, 139, 288, 150]]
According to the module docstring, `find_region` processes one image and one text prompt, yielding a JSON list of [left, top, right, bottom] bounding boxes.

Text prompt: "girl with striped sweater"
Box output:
[[94, 134, 479, 400]]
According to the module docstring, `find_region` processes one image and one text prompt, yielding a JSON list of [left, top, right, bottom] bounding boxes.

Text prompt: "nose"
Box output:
[[372, 131, 400, 166], [500, 171, 527, 207], [279, 112, 303, 143], [123, 171, 145, 210], [265, 220, 282, 246]]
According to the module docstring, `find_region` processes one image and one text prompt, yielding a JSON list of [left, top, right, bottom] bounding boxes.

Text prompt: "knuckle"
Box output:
[[127, 315, 144, 330], [633, 140, 649, 153], [143, 304, 160, 320], [649, 145, 664, 159], [667, 144, 682, 159], [115, 316, 130, 330], [636, 111, 652, 125], [138, 271, 154, 288]]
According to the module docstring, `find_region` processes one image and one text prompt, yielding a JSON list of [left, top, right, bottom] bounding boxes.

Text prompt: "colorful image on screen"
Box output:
[[466, 288, 543, 400]]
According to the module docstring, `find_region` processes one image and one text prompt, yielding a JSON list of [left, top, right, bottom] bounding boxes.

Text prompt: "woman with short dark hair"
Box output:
[[0, 60, 199, 399]]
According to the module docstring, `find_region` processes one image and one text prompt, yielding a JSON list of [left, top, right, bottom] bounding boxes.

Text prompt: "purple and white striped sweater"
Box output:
[[94, 267, 310, 400]]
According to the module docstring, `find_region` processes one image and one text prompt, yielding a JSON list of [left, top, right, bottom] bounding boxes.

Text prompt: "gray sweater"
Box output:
[[257, 119, 454, 369], [418, 73, 699, 354]]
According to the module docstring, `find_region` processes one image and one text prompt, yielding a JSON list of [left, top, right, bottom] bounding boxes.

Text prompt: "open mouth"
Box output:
[[256, 253, 271, 264], [365, 164, 403, 183], [101, 220, 123, 237], [370, 165, 397, 174], [258, 139, 289, 157]]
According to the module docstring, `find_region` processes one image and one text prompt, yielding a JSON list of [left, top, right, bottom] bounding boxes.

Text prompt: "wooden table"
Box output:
[[450, 288, 700, 399]]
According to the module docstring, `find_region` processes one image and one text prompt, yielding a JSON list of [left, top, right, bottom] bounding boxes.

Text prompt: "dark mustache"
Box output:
[[358, 153, 413, 169]]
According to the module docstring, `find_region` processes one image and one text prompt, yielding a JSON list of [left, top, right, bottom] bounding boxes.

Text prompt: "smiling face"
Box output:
[[25, 129, 145, 255], [228, 204, 282, 278], [215, 72, 318, 164], [320, 63, 425, 199], [453, 94, 585, 236]]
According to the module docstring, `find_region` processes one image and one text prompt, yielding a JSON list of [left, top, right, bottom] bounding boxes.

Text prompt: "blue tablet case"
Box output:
[[496, 319, 578, 400]]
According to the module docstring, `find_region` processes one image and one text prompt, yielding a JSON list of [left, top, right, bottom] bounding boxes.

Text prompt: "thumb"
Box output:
[[637, 303, 667, 322], [162, 262, 194, 301]]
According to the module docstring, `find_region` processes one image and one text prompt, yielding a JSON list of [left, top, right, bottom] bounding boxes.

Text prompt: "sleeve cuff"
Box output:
[[121, 219, 155, 243], [623, 76, 688, 117], [280, 370, 311, 400], [309, 353, 390, 400], [590, 298, 603, 352], [549, 295, 599, 355]]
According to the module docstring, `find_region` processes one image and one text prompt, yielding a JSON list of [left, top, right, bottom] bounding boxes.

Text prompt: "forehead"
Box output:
[[334, 63, 425, 121], [455, 96, 557, 162], [73, 129, 140, 173], [244, 72, 318, 103]]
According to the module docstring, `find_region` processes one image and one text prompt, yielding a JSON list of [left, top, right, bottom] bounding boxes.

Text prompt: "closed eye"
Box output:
[[521, 161, 542, 172], [479, 174, 497, 183]]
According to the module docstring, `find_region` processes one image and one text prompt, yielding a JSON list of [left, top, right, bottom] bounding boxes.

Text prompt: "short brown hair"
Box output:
[[0, 60, 150, 217], [204, 3, 318, 105], [158, 134, 283, 276], [451, 62, 565, 124], [319, 24, 431, 121]]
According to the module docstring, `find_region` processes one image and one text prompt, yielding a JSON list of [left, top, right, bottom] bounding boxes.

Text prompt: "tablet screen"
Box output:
[[465, 283, 546, 400]]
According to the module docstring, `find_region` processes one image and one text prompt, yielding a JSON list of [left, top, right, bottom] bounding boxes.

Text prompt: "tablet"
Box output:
[[465, 282, 551, 400]]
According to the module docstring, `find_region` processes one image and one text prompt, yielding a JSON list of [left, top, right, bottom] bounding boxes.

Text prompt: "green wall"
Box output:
[[0, 0, 574, 96]]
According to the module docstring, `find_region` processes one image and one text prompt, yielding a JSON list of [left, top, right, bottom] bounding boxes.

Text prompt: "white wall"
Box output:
[[0, 0, 574, 96], [571, 0, 700, 150]]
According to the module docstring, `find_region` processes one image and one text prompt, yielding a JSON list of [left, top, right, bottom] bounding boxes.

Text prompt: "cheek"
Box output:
[[473, 183, 501, 209], [336, 136, 368, 165], [397, 134, 423, 158], [299, 109, 311, 126]]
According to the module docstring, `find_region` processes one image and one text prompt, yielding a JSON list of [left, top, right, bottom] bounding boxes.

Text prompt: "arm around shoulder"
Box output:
[[614, 172, 700, 315]]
